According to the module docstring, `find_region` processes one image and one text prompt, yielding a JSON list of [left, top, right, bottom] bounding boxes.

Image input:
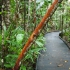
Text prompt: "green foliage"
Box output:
[[22, 34, 45, 70], [20, 65, 26, 70], [2, 24, 45, 70], [16, 34, 24, 46], [2, 0, 70, 70], [2, 25, 26, 68], [0, 34, 2, 45], [0, 12, 2, 15], [10, 0, 16, 15], [4, 54, 18, 68]]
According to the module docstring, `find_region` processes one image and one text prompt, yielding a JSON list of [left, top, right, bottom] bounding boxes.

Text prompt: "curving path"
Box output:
[[36, 32, 70, 70]]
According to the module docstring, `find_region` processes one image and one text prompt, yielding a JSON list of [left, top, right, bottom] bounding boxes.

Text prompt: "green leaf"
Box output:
[[36, 1, 44, 10], [4, 64, 11, 68], [35, 40, 43, 47], [36, 0, 43, 3], [3, 25, 6, 32], [0, 12, 2, 14], [20, 66, 26, 70], [16, 34, 24, 44], [0, 34, 2, 44]]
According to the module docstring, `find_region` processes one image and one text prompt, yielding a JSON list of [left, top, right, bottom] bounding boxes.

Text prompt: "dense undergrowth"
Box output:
[[0, 24, 45, 70], [0, 0, 70, 70]]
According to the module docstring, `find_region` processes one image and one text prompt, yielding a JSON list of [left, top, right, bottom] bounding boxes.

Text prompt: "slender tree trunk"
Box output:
[[2, 0, 10, 68], [26, 0, 30, 32], [15, 0, 20, 27], [61, 14, 63, 33], [33, 0, 36, 30], [0, 0, 2, 30], [2, 0, 10, 27], [24, 0, 26, 30]]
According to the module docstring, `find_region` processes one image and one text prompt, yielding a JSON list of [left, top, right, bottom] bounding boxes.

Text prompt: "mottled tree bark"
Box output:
[[2, 0, 10, 68], [24, 0, 26, 30], [0, 0, 2, 30], [2, 0, 10, 27]]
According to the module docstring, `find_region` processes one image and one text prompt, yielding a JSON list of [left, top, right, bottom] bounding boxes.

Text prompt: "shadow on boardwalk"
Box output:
[[36, 32, 70, 70]]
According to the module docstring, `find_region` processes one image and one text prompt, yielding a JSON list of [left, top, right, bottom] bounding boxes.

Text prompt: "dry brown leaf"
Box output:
[[57, 64, 63, 67]]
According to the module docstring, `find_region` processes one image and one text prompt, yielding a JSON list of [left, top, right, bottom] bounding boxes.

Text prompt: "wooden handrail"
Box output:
[[13, 0, 63, 70]]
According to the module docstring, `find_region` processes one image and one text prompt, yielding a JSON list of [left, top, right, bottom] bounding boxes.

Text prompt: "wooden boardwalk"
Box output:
[[36, 32, 70, 70]]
